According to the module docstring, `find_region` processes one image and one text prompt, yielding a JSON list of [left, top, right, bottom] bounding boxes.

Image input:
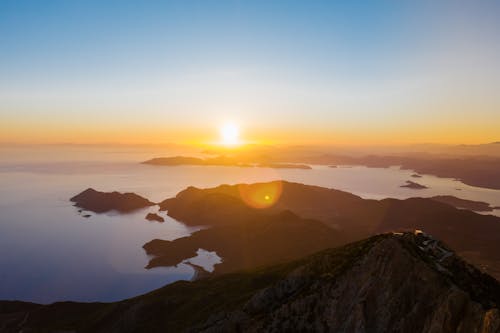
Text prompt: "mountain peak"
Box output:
[[195, 232, 500, 332]]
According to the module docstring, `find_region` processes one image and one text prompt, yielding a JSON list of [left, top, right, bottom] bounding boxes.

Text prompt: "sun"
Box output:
[[219, 122, 240, 146]]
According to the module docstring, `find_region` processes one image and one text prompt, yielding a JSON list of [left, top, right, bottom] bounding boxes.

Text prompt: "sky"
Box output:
[[0, 0, 499, 145]]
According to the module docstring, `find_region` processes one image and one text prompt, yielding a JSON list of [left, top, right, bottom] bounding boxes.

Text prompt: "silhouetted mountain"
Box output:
[[189, 145, 500, 189], [430, 195, 494, 212], [2, 233, 499, 332], [142, 156, 311, 169], [144, 210, 345, 273], [307, 155, 500, 190], [70, 188, 155, 213], [156, 181, 500, 279]]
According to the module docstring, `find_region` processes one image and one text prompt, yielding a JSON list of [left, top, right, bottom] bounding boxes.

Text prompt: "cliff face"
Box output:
[[2, 233, 500, 333]]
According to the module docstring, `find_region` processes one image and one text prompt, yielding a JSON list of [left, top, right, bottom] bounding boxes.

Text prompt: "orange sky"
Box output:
[[1, 116, 498, 146]]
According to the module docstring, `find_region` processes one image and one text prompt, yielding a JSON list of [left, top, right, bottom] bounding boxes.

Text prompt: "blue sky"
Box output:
[[1, 0, 499, 144]]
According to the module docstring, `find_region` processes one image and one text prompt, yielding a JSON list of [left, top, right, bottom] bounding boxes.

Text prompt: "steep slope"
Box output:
[[2, 233, 500, 333]]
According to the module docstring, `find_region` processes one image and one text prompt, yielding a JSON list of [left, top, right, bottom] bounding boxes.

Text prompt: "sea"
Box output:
[[1, 144, 499, 303]]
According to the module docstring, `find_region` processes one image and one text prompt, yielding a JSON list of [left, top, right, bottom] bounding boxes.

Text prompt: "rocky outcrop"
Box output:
[[70, 188, 155, 213]]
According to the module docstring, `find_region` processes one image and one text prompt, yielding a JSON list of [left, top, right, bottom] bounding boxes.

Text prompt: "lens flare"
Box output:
[[238, 181, 282, 209]]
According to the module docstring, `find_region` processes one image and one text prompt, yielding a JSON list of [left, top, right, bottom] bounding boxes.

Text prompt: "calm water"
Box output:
[[1, 145, 499, 303]]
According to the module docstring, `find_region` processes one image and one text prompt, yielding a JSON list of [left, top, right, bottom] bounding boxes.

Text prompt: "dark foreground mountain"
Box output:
[[154, 181, 500, 279], [1, 233, 499, 332], [70, 188, 155, 214]]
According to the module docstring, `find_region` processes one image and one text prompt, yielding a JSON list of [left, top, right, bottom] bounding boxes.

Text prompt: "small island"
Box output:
[[400, 180, 428, 189], [145, 213, 165, 222], [70, 188, 155, 213], [142, 156, 311, 169]]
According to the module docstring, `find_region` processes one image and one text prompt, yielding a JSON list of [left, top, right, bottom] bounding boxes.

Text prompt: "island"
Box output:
[[145, 213, 165, 222], [400, 180, 428, 189], [70, 188, 156, 213], [142, 156, 311, 169]]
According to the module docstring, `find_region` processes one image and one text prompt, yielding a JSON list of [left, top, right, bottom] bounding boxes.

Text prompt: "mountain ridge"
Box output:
[[2, 232, 500, 332]]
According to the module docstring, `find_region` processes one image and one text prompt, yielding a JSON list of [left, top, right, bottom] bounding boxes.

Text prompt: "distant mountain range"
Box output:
[[142, 145, 500, 190]]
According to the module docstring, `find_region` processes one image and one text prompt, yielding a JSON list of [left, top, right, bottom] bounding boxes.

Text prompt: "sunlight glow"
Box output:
[[219, 122, 240, 146]]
